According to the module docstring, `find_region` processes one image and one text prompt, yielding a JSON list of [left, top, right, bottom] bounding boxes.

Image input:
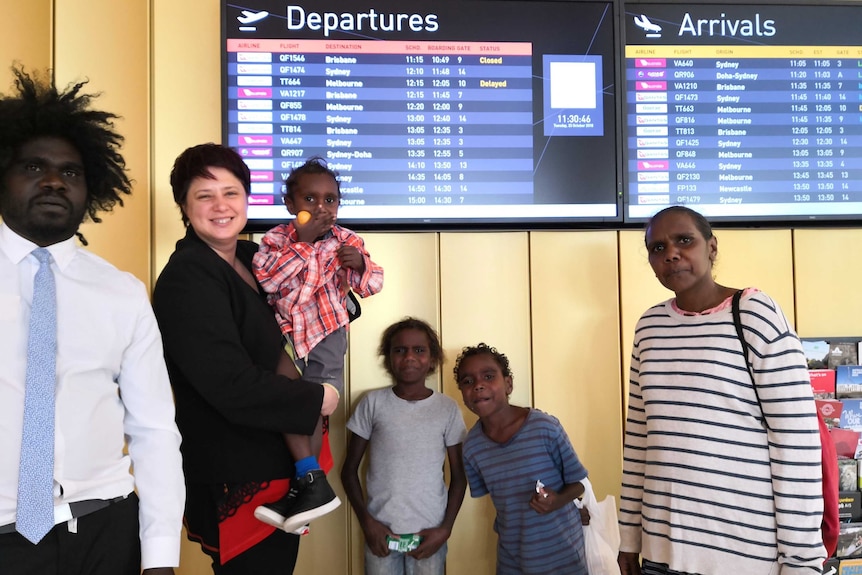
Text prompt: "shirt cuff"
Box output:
[[141, 534, 181, 570]]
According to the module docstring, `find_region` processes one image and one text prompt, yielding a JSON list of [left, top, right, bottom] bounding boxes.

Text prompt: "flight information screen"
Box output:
[[623, 3, 862, 222], [222, 0, 621, 230]]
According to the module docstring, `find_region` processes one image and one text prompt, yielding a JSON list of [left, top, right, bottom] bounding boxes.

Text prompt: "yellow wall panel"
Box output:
[[620, 228, 795, 383], [152, 0, 221, 279], [149, 4, 236, 573], [342, 232, 440, 573], [795, 228, 862, 337], [0, 2, 51, 87], [346, 232, 441, 399], [178, 535, 211, 575], [54, 0, 151, 286], [709, 229, 795, 323], [11, 3, 859, 573], [530, 231, 622, 500], [619, 230, 671, 400], [440, 232, 531, 575]]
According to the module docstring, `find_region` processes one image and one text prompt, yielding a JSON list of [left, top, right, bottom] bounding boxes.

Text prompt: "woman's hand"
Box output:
[[321, 383, 339, 416]]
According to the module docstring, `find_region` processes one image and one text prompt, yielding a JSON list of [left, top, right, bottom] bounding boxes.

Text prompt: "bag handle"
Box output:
[[731, 289, 769, 431]]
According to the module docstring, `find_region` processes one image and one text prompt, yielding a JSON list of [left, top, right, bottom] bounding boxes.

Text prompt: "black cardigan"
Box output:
[[152, 227, 324, 483]]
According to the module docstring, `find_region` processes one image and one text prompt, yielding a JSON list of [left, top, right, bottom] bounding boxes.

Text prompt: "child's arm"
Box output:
[[253, 226, 329, 296], [335, 244, 366, 275], [529, 480, 585, 515], [341, 432, 394, 557], [336, 232, 384, 297], [409, 443, 468, 560]]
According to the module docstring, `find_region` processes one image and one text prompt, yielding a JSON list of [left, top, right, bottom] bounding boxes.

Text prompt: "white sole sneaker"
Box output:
[[254, 505, 290, 529], [281, 496, 341, 533]]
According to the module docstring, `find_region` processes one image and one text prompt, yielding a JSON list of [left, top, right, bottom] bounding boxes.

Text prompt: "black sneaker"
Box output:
[[254, 483, 301, 529], [280, 470, 341, 533]]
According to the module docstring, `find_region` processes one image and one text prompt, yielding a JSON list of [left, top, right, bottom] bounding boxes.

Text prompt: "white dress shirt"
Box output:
[[0, 223, 184, 568]]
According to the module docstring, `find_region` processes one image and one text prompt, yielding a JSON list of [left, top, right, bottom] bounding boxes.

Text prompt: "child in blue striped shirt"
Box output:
[[456, 343, 588, 575]]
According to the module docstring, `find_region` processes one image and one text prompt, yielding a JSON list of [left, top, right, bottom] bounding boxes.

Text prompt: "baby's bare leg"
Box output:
[[284, 416, 323, 459]]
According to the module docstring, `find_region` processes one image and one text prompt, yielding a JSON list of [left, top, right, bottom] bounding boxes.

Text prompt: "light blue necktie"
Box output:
[[16, 248, 57, 544]]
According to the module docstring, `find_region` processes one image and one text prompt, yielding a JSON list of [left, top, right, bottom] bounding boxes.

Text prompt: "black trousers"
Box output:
[[641, 559, 698, 575], [0, 494, 141, 575], [208, 528, 300, 575]]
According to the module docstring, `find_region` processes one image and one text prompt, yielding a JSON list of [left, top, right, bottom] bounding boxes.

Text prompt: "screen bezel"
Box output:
[[220, 0, 626, 233], [621, 0, 862, 226]]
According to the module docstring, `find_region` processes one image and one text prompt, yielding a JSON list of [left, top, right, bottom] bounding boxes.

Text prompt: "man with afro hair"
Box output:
[[0, 66, 184, 575]]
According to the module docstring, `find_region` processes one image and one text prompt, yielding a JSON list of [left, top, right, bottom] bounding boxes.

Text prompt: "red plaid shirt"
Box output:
[[252, 223, 383, 359]]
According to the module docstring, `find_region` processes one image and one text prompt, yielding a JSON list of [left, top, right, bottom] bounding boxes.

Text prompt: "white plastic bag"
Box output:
[[574, 477, 622, 575]]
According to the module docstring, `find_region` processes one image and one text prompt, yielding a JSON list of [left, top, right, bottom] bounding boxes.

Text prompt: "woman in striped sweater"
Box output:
[[618, 206, 826, 575]]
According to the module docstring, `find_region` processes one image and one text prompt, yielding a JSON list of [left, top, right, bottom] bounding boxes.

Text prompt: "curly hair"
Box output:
[[0, 67, 131, 244], [283, 156, 340, 204], [378, 317, 444, 378], [453, 343, 512, 385]]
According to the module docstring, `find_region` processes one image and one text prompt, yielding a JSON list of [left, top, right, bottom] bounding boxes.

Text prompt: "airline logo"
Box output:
[[635, 92, 667, 102], [638, 191, 670, 204], [637, 81, 667, 91], [237, 111, 273, 122], [237, 64, 273, 75], [636, 149, 669, 159], [636, 69, 667, 79], [238, 99, 273, 110], [637, 183, 670, 195], [244, 159, 274, 170], [239, 147, 273, 157], [250, 182, 276, 195], [636, 114, 668, 125], [248, 195, 276, 205], [237, 87, 272, 98], [636, 126, 668, 137], [636, 137, 668, 148], [237, 53, 272, 63], [237, 123, 274, 134], [250, 171, 274, 182], [634, 14, 662, 38], [239, 135, 273, 145], [634, 58, 666, 68], [637, 171, 669, 182], [638, 160, 669, 170], [237, 76, 272, 87], [636, 103, 667, 113]]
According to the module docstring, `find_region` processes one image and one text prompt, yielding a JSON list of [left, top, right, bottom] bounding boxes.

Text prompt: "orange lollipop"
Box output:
[[296, 210, 312, 225]]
